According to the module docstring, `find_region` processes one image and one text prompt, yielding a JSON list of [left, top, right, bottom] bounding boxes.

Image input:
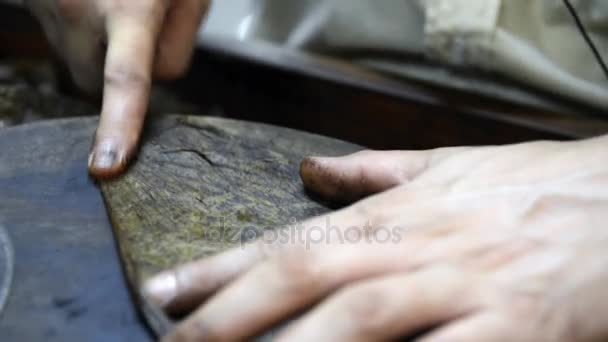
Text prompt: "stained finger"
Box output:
[[300, 148, 466, 203], [89, 8, 164, 178], [161, 239, 421, 341], [143, 242, 266, 314]]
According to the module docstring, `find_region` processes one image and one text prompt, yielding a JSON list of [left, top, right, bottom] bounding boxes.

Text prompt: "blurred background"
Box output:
[[2, 0, 608, 149]]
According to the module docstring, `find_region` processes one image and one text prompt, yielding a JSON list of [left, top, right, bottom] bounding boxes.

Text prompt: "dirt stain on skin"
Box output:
[[300, 157, 360, 204]]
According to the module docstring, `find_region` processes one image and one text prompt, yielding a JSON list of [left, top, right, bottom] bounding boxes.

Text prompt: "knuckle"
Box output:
[[104, 66, 150, 90], [351, 201, 388, 229], [337, 284, 389, 333], [271, 248, 320, 293]]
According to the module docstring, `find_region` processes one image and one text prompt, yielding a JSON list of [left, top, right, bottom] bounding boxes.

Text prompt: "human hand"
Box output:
[[145, 136, 608, 341], [25, 0, 211, 178]]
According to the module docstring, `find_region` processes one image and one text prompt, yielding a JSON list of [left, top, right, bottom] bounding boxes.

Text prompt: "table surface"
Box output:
[[0, 118, 151, 341]]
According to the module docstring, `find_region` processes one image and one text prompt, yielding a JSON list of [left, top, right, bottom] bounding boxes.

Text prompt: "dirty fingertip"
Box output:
[[88, 140, 129, 179], [300, 156, 329, 187], [300, 156, 345, 199]]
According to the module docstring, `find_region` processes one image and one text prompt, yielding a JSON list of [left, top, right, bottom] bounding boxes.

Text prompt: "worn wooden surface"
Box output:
[[100, 115, 362, 334]]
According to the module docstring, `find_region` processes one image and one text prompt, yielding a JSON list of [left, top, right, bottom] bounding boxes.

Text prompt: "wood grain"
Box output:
[[100, 115, 362, 335]]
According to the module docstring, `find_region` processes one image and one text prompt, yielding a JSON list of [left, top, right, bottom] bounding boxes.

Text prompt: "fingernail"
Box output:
[[142, 272, 177, 307], [89, 142, 120, 170]]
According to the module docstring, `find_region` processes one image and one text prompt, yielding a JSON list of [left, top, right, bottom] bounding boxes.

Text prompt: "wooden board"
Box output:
[[100, 115, 363, 336]]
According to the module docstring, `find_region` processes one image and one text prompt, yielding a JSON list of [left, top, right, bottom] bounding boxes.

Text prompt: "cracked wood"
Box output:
[[99, 115, 362, 335]]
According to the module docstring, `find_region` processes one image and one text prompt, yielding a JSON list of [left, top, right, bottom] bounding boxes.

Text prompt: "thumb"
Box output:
[[300, 148, 464, 203]]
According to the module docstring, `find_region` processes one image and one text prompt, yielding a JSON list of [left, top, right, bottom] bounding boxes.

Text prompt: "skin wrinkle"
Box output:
[[301, 151, 437, 203], [306, 146, 601, 338], [464, 238, 544, 271], [290, 146, 601, 336], [515, 193, 604, 233], [103, 62, 152, 91], [498, 279, 574, 342], [410, 167, 608, 215], [272, 246, 324, 295], [512, 176, 608, 232], [336, 283, 404, 335], [397, 153, 429, 184]]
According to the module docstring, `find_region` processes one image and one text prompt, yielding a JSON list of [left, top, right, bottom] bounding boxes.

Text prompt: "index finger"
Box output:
[[88, 8, 164, 178]]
